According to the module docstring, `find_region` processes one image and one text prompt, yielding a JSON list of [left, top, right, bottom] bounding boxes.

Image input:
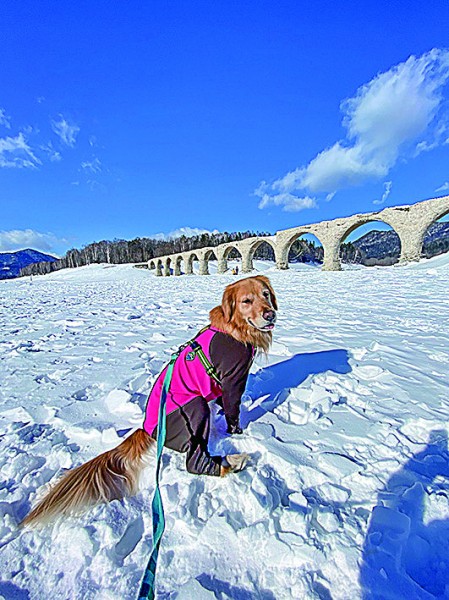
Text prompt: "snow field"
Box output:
[[0, 257, 448, 599]]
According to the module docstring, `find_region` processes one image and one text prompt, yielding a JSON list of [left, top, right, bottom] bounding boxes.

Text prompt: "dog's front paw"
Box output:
[[226, 424, 243, 435], [220, 453, 249, 476]]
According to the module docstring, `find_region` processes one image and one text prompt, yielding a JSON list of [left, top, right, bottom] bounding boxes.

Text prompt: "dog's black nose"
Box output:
[[263, 310, 276, 322]]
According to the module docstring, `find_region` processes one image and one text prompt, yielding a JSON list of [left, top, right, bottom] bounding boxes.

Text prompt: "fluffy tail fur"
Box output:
[[21, 428, 154, 527]]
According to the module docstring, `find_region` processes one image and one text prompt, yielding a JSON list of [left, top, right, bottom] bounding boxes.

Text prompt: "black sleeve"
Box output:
[[209, 332, 253, 429]]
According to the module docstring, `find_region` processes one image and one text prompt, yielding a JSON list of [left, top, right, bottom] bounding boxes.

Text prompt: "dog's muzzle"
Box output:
[[248, 311, 277, 331]]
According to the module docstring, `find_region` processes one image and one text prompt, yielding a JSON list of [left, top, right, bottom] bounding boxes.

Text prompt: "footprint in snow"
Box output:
[[112, 516, 145, 565]]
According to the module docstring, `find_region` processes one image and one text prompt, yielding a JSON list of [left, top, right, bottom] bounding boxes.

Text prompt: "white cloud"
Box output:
[[81, 158, 102, 173], [0, 229, 65, 254], [257, 48, 449, 210], [0, 108, 11, 129], [151, 227, 220, 241], [51, 115, 80, 147], [40, 142, 62, 162], [0, 132, 41, 168], [435, 181, 449, 192], [373, 180, 393, 205], [256, 183, 317, 212]]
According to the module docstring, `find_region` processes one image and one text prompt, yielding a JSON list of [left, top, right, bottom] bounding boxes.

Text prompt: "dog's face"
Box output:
[[222, 275, 277, 332]]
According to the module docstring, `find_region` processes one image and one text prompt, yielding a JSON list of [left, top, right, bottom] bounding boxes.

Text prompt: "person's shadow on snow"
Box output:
[[360, 429, 449, 600], [240, 350, 351, 428]]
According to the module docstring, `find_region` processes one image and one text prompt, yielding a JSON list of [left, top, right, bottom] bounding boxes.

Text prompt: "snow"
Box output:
[[1, 255, 449, 599]]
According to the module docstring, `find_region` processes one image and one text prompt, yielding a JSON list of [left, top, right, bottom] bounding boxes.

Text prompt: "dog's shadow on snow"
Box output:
[[360, 429, 449, 599], [240, 349, 351, 428], [196, 573, 276, 600]]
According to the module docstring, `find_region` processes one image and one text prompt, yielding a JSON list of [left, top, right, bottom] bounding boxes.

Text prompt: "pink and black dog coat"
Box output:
[[143, 327, 254, 476]]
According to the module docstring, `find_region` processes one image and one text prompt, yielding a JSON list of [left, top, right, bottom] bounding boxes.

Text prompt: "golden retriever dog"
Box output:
[[21, 275, 277, 526]]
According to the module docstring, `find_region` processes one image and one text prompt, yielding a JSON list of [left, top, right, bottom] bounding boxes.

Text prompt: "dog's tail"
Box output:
[[21, 428, 154, 527]]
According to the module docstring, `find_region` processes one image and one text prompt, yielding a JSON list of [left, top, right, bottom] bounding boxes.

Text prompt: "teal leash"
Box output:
[[137, 329, 221, 599], [137, 352, 177, 600]]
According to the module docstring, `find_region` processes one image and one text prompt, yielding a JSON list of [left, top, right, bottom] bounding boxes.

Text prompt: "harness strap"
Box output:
[[189, 340, 221, 385]]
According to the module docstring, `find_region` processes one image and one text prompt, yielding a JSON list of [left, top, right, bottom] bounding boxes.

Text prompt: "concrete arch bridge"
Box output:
[[147, 195, 449, 276]]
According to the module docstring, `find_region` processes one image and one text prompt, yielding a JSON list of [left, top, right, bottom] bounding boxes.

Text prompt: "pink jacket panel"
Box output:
[[143, 327, 222, 434]]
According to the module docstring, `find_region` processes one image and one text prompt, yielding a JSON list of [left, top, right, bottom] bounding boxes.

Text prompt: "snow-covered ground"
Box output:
[[1, 257, 449, 600]]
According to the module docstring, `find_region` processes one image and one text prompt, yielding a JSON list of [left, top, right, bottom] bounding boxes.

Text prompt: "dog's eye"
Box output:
[[263, 291, 270, 298], [242, 299, 252, 304]]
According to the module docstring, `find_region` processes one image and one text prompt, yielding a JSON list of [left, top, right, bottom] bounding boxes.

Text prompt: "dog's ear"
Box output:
[[256, 275, 278, 310], [222, 287, 236, 322]]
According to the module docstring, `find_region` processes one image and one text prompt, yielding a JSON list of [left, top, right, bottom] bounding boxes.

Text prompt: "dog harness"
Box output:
[[143, 326, 255, 434]]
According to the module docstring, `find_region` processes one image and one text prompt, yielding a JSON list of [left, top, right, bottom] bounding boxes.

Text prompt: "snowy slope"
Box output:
[[1, 257, 449, 599]]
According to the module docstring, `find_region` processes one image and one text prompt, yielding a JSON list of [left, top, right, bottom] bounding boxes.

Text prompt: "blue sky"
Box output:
[[1, 0, 449, 256]]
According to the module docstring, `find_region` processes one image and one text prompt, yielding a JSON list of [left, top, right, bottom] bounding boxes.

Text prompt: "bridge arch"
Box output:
[[185, 252, 199, 275], [289, 233, 323, 266], [247, 239, 276, 268], [417, 198, 449, 239], [223, 245, 241, 260], [421, 210, 449, 259], [202, 249, 218, 275], [337, 218, 402, 267], [155, 259, 163, 277], [217, 244, 242, 274], [276, 229, 324, 270]]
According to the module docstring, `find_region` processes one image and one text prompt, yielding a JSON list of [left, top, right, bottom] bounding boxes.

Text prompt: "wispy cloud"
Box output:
[[1, 109, 100, 175], [151, 226, 220, 241], [257, 48, 449, 211], [435, 181, 449, 193], [86, 179, 107, 193], [255, 186, 317, 212], [0, 132, 41, 168], [373, 180, 393, 205], [51, 115, 80, 147], [40, 142, 62, 162], [0, 108, 11, 129], [0, 229, 65, 253], [81, 157, 102, 173]]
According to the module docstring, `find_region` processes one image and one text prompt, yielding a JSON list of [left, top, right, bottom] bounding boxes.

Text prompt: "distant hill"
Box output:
[[0, 249, 58, 280], [351, 221, 449, 266]]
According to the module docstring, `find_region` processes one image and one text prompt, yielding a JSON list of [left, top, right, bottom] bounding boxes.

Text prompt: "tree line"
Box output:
[[21, 225, 448, 277], [20, 231, 268, 276], [20, 230, 341, 277]]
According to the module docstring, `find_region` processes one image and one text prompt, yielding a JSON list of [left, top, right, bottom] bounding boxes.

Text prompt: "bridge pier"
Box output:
[[174, 258, 182, 275], [217, 259, 227, 274], [199, 258, 209, 275], [185, 257, 194, 275]]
